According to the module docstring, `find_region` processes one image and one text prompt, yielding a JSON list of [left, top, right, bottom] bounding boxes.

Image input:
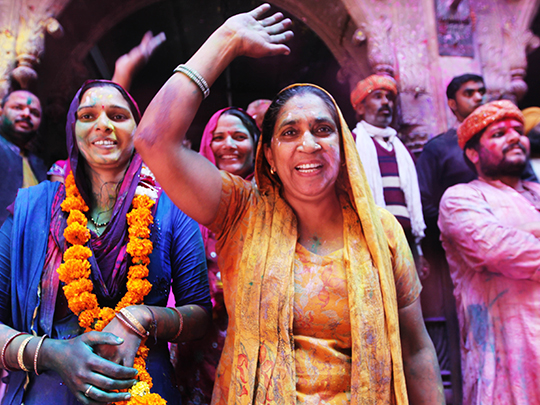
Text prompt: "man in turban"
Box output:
[[438, 100, 540, 405], [351, 74, 426, 274]]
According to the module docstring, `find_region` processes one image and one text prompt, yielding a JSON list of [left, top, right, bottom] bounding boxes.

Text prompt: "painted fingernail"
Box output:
[[116, 337, 124, 343], [124, 393, 131, 400]]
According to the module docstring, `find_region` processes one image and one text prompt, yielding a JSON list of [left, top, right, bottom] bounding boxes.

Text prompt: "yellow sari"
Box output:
[[209, 84, 415, 404]]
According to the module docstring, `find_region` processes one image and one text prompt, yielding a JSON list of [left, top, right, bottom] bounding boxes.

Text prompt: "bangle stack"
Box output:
[[168, 307, 184, 341], [116, 308, 149, 339], [1, 333, 49, 374], [173, 64, 210, 99]]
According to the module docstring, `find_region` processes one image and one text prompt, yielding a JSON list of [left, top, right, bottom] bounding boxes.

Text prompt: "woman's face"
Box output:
[[75, 86, 136, 173], [211, 114, 255, 178], [264, 93, 341, 205]]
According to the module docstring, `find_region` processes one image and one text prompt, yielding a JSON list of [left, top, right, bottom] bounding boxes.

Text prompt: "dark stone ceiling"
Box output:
[[37, 0, 356, 163]]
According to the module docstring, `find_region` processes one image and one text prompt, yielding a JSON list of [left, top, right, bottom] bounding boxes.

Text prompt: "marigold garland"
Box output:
[[57, 172, 166, 405]]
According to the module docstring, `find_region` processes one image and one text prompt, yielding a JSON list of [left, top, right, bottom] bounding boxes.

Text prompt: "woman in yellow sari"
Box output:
[[135, 4, 444, 404]]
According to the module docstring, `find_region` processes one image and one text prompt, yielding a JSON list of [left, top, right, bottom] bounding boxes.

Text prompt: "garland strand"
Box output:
[[57, 172, 166, 405]]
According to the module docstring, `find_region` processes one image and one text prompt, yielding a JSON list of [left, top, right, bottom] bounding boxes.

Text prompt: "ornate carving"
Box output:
[[362, 15, 395, 76], [435, 0, 474, 57], [502, 23, 539, 101]]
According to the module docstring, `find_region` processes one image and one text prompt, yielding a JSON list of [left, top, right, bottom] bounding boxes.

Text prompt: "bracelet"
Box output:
[[1, 332, 25, 371], [17, 336, 33, 372], [34, 334, 48, 375], [173, 64, 210, 99], [168, 307, 183, 341], [116, 313, 147, 339], [146, 307, 158, 345], [117, 309, 149, 339]]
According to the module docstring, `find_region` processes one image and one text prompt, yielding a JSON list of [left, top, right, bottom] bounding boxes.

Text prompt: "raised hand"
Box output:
[[112, 31, 167, 90], [223, 3, 293, 59], [41, 332, 138, 404]]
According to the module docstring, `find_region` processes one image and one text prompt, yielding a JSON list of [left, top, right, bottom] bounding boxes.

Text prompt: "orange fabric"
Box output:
[[523, 107, 540, 135], [350, 74, 397, 111], [457, 100, 524, 149], [208, 84, 419, 405]]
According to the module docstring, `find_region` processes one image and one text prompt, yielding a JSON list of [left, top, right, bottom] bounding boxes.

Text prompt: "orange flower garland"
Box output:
[[57, 172, 166, 405]]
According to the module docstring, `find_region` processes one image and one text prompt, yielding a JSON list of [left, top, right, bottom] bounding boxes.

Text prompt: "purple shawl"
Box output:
[[49, 80, 145, 299]]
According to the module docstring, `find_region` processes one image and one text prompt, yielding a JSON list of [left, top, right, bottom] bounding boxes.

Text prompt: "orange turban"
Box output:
[[523, 107, 540, 135], [351, 74, 397, 111], [457, 100, 524, 149]]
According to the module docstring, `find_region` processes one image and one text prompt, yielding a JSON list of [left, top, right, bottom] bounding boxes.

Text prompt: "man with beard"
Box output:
[[438, 100, 540, 405], [0, 90, 47, 225], [351, 74, 426, 271]]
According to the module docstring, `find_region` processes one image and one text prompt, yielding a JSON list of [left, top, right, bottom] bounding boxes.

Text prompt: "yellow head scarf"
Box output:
[[226, 84, 407, 404]]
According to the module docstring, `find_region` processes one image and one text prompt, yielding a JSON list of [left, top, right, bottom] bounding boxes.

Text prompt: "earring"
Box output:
[[270, 167, 276, 175]]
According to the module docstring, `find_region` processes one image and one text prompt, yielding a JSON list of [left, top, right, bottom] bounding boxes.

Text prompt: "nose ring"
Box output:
[[314, 143, 322, 150]]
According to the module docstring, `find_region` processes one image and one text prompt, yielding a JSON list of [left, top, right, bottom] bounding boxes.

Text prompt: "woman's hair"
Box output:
[[220, 108, 260, 144], [261, 85, 341, 146], [76, 81, 141, 124]]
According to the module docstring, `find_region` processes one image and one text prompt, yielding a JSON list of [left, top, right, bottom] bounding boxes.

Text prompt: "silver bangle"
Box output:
[[173, 64, 210, 99]]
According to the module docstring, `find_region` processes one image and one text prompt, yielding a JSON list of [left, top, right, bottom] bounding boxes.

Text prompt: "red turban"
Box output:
[[523, 107, 540, 135], [350, 74, 397, 111], [457, 100, 524, 149]]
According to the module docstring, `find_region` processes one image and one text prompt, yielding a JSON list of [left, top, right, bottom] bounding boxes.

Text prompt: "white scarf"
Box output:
[[353, 120, 425, 240]]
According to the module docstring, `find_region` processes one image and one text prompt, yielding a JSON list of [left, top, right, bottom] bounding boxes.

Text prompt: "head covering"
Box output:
[[224, 84, 409, 404], [350, 74, 398, 111], [199, 107, 233, 166], [199, 107, 257, 175], [53, 79, 147, 298], [523, 107, 540, 135], [457, 100, 525, 149]]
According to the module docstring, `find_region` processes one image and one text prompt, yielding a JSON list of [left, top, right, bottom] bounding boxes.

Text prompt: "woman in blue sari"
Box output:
[[0, 80, 211, 404]]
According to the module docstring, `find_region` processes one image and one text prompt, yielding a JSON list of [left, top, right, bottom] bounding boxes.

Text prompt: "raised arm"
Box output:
[[134, 4, 292, 225], [111, 31, 167, 91]]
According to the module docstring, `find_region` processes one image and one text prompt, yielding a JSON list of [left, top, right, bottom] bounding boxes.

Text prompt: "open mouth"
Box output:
[[219, 154, 239, 160], [93, 139, 117, 148], [295, 163, 323, 173]]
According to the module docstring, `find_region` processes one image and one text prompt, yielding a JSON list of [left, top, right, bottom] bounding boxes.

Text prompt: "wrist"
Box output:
[[125, 305, 153, 332]]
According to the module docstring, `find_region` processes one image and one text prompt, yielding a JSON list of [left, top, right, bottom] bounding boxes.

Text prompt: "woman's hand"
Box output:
[[95, 311, 147, 367], [222, 3, 293, 59], [41, 332, 138, 404], [112, 31, 167, 90]]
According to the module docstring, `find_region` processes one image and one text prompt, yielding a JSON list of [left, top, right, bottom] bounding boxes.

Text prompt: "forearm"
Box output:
[[135, 25, 238, 154], [403, 345, 445, 405], [128, 304, 210, 344]]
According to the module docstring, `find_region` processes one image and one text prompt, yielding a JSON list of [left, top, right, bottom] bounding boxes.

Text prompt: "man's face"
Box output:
[[356, 89, 395, 129], [449, 80, 486, 122], [467, 118, 529, 178], [0, 91, 41, 147]]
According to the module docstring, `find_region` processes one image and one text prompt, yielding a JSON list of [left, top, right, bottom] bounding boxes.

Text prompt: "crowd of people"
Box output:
[[0, 3, 538, 405]]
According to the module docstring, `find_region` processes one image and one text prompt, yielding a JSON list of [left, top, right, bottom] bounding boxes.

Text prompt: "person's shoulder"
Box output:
[[422, 128, 457, 150], [440, 180, 483, 209]]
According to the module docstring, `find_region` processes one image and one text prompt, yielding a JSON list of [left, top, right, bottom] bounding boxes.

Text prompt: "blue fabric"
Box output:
[[0, 182, 210, 405], [0, 135, 48, 226]]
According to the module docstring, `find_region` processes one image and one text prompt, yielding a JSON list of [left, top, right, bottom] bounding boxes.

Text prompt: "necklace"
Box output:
[[57, 172, 165, 405], [89, 215, 110, 228]]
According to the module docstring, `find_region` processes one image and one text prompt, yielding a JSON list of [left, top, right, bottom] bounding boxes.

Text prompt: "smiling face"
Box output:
[[263, 93, 341, 205], [211, 113, 255, 178], [466, 118, 529, 178], [75, 86, 136, 174], [0, 90, 41, 148], [355, 89, 395, 128]]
